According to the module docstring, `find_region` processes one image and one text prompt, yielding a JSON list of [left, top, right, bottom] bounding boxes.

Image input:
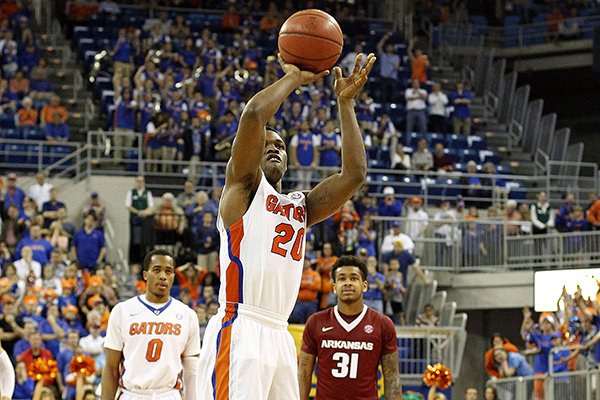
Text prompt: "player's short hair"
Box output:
[[265, 124, 279, 135], [143, 249, 175, 271], [331, 256, 368, 282]]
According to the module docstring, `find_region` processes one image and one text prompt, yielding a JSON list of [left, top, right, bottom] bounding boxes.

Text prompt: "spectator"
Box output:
[[18, 42, 39, 74], [555, 193, 575, 232], [0, 298, 23, 361], [16, 224, 53, 266], [376, 32, 401, 103], [155, 192, 186, 245], [415, 304, 439, 326], [546, 7, 565, 43], [72, 212, 106, 273], [390, 143, 411, 171], [12, 361, 35, 400], [28, 172, 52, 211], [41, 188, 66, 229], [450, 81, 472, 135], [409, 44, 429, 84], [484, 387, 499, 400], [221, 4, 240, 31], [15, 96, 37, 127], [364, 256, 385, 313], [8, 69, 29, 99], [333, 200, 360, 254], [56, 329, 80, 399], [290, 120, 319, 190], [455, 1, 470, 26], [18, 330, 55, 371], [405, 79, 428, 134], [316, 242, 337, 309], [144, 112, 168, 172], [384, 259, 407, 325], [182, 115, 210, 180], [405, 197, 429, 256], [80, 318, 105, 373], [45, 111, 70, 142], [113, 89, 136, 163], [531, 191, 555, 235], [412, 138, 434, 171], [1, 205, 24, 252], [428, 83, 448, 133], [81, 192, 106, 229], [356, 216, 377, 257], [317, 120, 341, 172], [485, 333, 520, 378], [433, 200, 458, 267], [566, 205, 587, 253], [522, 311, 557, 398], [290, 260, 321, 324], [493, 345, 533, 377], [559, 8, 581, 40], [191, 212, 219, 273], [340, 43, 366, 76], [381, 221, 415, 254], [459, 161, 482, 204], [175, 262, 207, 305], [463, 221, 487, 267], [374, 113, 397, 150], [383, 240, 428, 285], [39, 303, 65, 357], [432, 143, 453, 172], [40, 94, 68, 126], [531, 191, 554, 258], [125, 176, 154, 263], [4, 173, 26, 213], [58, 305, 86, 338], [259, 3, 281, 33], [176, 180, 196, 211], [378, 187, 403, 218]]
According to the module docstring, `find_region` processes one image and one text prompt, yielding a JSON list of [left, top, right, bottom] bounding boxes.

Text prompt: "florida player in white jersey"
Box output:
[[0, 340, 15, 400], [197, 53, 377, 400], [102, 249, 200, 400], [299, 256, 402, 400]]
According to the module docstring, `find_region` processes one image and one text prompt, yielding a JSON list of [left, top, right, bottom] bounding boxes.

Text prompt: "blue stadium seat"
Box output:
[[22, 127, 45, 141], [2, 128, 21, 140], [448, 135, 468, 150], [6, 144, 27, 165], [27, 144, 42, 165], [460, 149, 479, 164], [125, 150, 139, 172], [0, 115, 16, 129], [468, 136, 487, 150]]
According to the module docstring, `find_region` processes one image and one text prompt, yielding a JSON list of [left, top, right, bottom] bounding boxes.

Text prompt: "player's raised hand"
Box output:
[[278, 53, 330, 86], [333, 53, 376, 100]]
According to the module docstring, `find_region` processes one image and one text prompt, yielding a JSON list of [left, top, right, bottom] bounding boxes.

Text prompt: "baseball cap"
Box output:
[[7, 173, 16, 180], [44, 288, 57, 300], [392, 221, 401, 228], [61, 278, 75, 290], [410, 197, 422, 204], [383, 186, 395, 196], [89, 276, 103, 287], [62, 304, 78, 314], [23, 295, 38, 305], [90, 192, 98, 198], [87, 295, 103, 308]]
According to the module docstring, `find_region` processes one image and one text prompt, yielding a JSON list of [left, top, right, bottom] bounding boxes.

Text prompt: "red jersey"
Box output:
[[301, 305, 398, 400]]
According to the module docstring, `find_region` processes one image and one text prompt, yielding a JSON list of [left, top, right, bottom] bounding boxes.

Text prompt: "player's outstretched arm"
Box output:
[[298, 350, 316, 400], [101, 348, 123, 400], [220, 59, 328, 227], [381, 352, 402, 400], [306, 54, 376, 227]]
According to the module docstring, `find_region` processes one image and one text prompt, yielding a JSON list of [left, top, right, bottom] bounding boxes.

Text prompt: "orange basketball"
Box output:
[[278, 9, 344, 73]]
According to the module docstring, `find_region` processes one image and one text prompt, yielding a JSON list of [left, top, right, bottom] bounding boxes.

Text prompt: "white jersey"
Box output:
[[104, 295, 200, 392], [217, 172, 307, 318]]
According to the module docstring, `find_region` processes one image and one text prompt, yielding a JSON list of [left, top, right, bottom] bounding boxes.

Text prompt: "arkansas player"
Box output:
[[299, 256, 402, 400]]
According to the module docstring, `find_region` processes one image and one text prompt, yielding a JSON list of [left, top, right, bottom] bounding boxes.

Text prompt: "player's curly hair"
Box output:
[[331, 256, 368, 282], [142, 249, 175, 271]]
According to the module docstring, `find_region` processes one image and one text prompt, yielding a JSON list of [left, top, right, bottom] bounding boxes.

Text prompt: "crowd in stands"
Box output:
[[0, 1, 72, 144]]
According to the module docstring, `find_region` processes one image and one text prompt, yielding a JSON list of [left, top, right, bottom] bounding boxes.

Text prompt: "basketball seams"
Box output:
[[278, 32, 343, 50], [279, 47, 340, 63], [290, 9, 343, 37]]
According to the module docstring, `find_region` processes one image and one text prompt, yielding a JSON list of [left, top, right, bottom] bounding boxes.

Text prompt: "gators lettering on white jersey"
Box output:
[[104, 296, 200, 391], [217, 171, 307, 317]]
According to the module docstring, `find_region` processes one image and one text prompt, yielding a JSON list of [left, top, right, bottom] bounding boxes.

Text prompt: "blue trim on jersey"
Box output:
[[136, 296, 173, 316], [211, 303, 239, 400], [226, 228, 244, 303]]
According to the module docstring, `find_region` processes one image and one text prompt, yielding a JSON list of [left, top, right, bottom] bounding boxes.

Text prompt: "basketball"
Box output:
[[278, 9, 344, 73]]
